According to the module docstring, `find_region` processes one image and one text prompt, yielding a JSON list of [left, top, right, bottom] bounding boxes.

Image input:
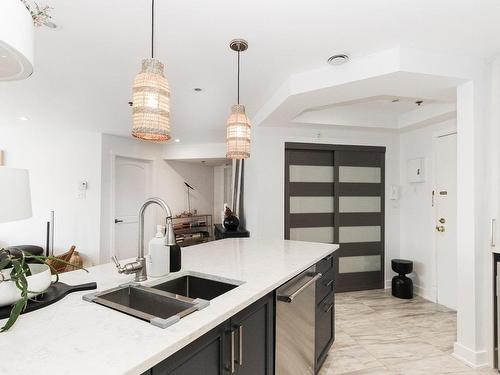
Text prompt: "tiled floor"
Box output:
[[319, 289, 498, 375]]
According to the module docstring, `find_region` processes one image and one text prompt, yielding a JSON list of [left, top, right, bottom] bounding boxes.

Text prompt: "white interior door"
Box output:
[[434, 133, 457, 310], [114, 156, 152, 260]]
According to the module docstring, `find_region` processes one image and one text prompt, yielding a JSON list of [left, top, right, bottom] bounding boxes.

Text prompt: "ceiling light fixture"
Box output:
[[226, 39, 251, 160], [131, 0, 170, 142], [174, 138, 180, 143], [19, 116, 28, 121], [327, 54, 349, 66]]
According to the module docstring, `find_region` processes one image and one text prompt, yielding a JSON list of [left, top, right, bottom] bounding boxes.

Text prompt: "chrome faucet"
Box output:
[[112, 197, 176, 282]]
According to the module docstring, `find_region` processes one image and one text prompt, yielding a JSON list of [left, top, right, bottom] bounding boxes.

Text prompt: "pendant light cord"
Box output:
[[237, 50, 240, 104], [151, 0, 155, 59]]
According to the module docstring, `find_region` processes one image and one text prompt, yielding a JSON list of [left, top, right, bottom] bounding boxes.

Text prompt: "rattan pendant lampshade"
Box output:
[[226, 39, 251, 159], [131, 0, 171, 142]]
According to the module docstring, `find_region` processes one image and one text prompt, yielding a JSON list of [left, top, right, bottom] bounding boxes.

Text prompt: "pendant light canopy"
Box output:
[[132, 0, 171, 142], [226, 39, 251, 159]]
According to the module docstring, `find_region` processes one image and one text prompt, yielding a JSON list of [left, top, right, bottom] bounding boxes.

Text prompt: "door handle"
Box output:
[[238, 325, 243, 366], [436, 225, 445, 233], [492, 219, 497, 247], [230, 329, 236, 374], [277, 273, 322, 303], [114, 219, 124, 223], [323, 302, 334, 313]]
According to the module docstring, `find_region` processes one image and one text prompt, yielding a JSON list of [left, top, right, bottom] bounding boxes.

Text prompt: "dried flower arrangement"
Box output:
[[21, 0, 56, 28]]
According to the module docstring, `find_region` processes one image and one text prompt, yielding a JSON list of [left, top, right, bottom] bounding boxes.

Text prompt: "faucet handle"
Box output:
[[111, 256, 121, 269]]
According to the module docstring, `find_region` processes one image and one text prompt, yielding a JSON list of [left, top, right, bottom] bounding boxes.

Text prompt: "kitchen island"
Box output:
[[0, 238, 338, 375]]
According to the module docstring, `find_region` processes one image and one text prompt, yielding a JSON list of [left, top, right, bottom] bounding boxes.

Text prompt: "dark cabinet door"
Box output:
[[315, 290, 335, 372], [152, 320, 231, 375], [230, 293, 274, 375]]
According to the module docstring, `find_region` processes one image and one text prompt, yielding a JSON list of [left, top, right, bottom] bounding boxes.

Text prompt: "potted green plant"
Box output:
[[0, 248, 86, 332]]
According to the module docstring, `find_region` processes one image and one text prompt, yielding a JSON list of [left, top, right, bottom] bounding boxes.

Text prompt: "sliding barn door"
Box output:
[[285, 149, 335, 243], [285, 144, 385, 292], [334, 149, 385, 292]]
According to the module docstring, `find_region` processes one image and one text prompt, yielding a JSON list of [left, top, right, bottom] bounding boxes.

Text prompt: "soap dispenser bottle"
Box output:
[[169, 241, 181, 272], [147, 225, 170, 277]]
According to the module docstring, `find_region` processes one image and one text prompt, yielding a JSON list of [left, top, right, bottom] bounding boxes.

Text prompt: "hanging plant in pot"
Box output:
[[0, 248, 86, 332]]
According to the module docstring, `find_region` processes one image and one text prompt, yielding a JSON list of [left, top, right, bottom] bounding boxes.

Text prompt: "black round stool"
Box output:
[[391, 259, 413, 299]]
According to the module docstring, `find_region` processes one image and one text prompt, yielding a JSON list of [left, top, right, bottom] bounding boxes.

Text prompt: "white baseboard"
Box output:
[[413, 284, 437, 302], [385, 279, 437, 302], [452, 342, 489, 368]]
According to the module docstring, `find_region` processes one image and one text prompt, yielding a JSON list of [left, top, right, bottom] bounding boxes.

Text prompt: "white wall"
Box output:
[[399, 119, 457, 301], [244, 125, 400, 281], [0, 125, 102, 265], [100, 134, 214, 263]]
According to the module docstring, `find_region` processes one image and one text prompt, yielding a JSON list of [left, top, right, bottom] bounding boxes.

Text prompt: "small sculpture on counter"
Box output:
[[223, 207, 240, 231]]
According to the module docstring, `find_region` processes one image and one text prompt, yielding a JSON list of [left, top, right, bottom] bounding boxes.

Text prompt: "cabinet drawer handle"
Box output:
[[323, 302, 334, 313], [238, 325, 243, 366], [231, 330, 235, 374], [277, 273, 322, 303]]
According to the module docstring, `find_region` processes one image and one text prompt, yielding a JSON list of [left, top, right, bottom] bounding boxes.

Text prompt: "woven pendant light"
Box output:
[[226, 39, 251, 159], [131, 0, 171, 142]]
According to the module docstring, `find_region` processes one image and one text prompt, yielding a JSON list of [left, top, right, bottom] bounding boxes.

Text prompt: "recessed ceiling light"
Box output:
[[327, 54, 349, 66], [19, 116, 29, 121], [0, 55, 7, 58], [193, 88, 203, 92], [174, 138, 180, 143]]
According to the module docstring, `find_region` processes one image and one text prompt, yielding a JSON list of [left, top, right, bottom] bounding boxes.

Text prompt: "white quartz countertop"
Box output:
[[0, 238, 338, 375]]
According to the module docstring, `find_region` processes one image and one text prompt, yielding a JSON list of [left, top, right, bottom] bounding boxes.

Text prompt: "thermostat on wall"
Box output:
[[407, 158, 425, 183]]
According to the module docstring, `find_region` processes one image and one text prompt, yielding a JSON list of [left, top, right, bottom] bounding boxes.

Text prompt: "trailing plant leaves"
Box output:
[[0, 297, 27, 332], [0, 248, 87, 332]]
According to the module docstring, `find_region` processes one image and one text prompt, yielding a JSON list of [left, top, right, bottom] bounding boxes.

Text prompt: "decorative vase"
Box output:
[[223, 215, 240, 231], [0, 263, 52, 307]]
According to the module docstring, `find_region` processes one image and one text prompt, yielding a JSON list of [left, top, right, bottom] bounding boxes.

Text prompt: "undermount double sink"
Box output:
[[83, 274, 242, 328]]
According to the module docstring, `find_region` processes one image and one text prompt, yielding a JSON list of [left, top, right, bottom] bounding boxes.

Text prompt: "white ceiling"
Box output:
[[1, 0, 500, 143]]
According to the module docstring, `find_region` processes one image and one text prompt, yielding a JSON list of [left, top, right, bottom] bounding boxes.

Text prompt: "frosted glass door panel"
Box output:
[[339, 255, 381, 274], [339, 167, 381, 183], [290, 196, 334, 214], [290, 227, 334, 243], [289, 165, 334, 183], [339, 226, 381, 243], [339, 197, 381, 213]]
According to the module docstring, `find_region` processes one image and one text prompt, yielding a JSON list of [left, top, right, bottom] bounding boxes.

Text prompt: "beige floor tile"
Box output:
[[324, 290, 497, 375], [384, 354, 472, 374], [320, 345, 384, 375]]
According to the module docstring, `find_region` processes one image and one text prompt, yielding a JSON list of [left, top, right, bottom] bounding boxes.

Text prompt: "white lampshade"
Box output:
[[0, 0, 34, 81], [0, 167, 32, 223]]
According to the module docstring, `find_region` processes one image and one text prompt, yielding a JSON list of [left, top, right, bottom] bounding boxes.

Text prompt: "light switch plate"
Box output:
[[407, 158, 425, 183]]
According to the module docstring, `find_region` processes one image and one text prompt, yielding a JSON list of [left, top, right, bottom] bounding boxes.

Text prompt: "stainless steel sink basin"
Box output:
[[83, 284, 209, 328], [83, 273, 242, 328], [151, 275, 238, 300]]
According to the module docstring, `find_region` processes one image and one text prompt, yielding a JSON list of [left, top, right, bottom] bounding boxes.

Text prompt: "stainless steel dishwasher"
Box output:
[[276, 266, 322, 375]]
